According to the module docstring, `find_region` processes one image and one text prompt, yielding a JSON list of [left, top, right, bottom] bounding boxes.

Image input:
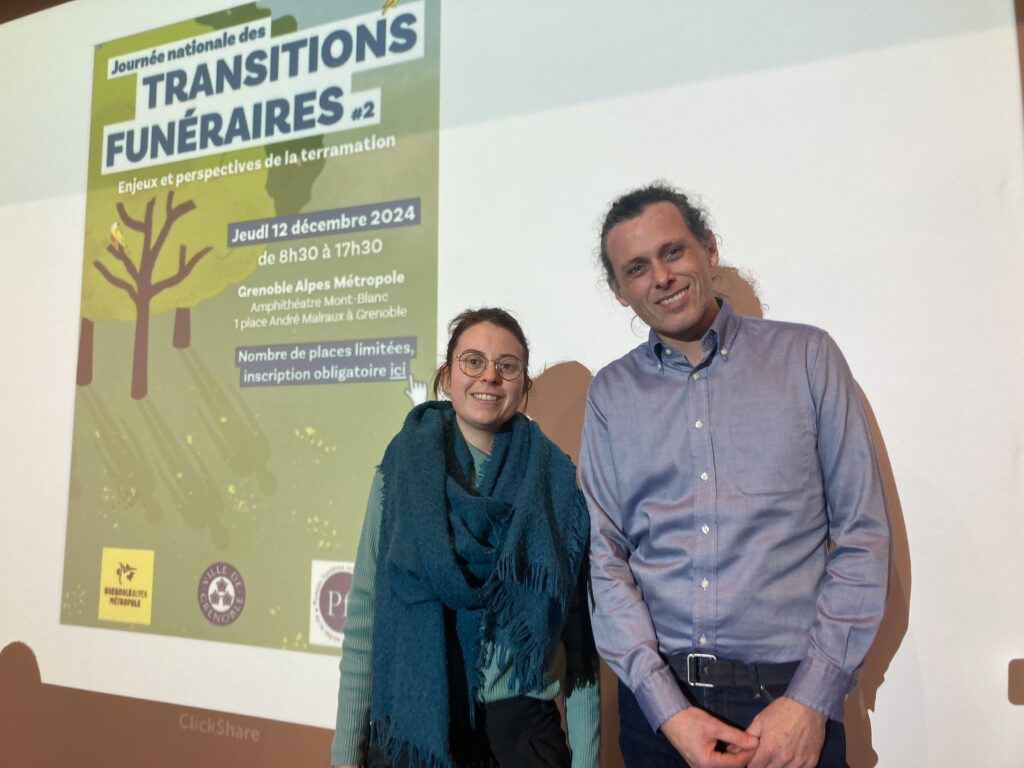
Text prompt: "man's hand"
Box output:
[[745, 697, 826, 768], [661, 707, 759, 768]]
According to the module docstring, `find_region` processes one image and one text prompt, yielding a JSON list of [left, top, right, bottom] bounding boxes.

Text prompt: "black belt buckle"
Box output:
[[686, 652, 718, 688]]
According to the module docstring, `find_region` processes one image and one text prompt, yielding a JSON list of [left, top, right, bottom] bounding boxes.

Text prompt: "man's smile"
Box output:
[[656, 285, 690, 306]]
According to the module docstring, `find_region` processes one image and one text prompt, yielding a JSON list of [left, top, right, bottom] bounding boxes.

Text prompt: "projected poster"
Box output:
[[61, 0, 440, 654]]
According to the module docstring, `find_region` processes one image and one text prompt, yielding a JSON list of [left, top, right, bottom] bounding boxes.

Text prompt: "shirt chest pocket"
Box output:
[[728, 406, 816, 495]]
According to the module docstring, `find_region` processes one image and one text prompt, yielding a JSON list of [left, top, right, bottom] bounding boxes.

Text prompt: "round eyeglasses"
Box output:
[[456, 351, 525, 381]]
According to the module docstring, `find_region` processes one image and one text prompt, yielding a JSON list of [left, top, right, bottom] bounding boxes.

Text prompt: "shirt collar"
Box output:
[[646, 299, 742, 369]]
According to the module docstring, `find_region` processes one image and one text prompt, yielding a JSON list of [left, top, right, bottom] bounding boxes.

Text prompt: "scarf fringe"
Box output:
[[483, 560, 572, 693], [493, 558, 568, 600], [371, 716, 498, 768]]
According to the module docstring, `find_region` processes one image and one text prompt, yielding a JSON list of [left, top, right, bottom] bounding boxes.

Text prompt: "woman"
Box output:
[[331, 308, 600, 768]]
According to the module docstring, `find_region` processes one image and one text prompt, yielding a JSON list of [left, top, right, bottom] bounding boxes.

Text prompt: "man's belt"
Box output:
[[667, 651, 800, 689]]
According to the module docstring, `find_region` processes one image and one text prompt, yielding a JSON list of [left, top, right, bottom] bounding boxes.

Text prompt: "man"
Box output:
[[578, 184, 889, 768]]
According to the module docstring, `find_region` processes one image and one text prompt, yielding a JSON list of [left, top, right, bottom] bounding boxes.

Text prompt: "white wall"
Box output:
[[2, 1, 1022, 764]]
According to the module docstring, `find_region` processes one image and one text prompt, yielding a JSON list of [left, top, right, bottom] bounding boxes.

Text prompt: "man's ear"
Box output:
[[609, 279, 630, 308], [706, 230, 720, 268]]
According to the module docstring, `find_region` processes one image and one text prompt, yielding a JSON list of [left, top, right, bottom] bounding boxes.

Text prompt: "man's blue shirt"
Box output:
[[579, 301, 890, 729]]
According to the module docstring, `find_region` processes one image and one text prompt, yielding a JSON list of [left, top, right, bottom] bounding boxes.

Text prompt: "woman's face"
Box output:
[[443, 322, 526, 451]]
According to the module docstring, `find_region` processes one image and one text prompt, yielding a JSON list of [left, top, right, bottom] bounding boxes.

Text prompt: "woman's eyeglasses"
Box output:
[[456, 351, 525, 381]]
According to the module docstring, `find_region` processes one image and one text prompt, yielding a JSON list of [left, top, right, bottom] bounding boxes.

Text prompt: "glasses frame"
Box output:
[[455, 350, 526, 382]]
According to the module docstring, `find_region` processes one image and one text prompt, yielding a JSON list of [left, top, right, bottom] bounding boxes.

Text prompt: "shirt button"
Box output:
[[700, 472, 709, 481], [701, 578, 709, 590], [720, 348, 728, 356], [695, 420, 703, 429], [698, 634, 708, 646], [692, 372, 700, 380], [702, 523, 710, 535]]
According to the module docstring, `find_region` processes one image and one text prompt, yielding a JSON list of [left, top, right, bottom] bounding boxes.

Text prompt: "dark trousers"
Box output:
[[367, 696, 570, 768], [618, 675, 848, 768]]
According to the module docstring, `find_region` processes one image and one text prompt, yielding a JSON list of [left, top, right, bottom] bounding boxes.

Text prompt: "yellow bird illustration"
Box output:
[[109, 221, 128, 252], [381, 0, 397, 14]]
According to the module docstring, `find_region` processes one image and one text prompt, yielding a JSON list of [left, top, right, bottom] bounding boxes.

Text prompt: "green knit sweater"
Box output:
[[331, 442, 600, 767]]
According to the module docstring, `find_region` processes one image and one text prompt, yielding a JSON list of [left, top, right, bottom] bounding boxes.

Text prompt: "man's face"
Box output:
[[606, 201, 720, 347]]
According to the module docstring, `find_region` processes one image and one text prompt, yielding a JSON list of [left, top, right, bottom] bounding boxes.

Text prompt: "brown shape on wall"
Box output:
[[714, 264, 765, 320], [523, 360, 626, 768], [1010, 659, 1024, 705], [0, 641, 332, 767], [717, 263, 908, 768], [1017, 0, 1024, 118], [524, 360, 594, 465], [0, 0, 70, 24], [843, 390, 910, 768]]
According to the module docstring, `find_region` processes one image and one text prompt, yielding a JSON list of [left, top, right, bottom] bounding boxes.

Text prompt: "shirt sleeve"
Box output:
[[786, 333, 891, 721], [330, 469, 384, 766], [578, 390, 689, 731], [564, 676, 601, 768]]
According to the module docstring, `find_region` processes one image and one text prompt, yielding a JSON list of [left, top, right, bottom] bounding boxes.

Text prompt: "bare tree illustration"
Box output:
[[95, 191, 211, 399]]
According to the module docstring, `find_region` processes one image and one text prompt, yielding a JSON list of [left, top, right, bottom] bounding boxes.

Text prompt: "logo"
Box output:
[[98, 547, 155, 625], [198, 562, 246, 625], [116, 562, 137, 584], [178, 711, 261, 742], [309, 560, 355, 647]]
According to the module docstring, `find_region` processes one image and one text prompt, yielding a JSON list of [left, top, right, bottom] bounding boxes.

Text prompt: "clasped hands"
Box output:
[[660, 696, 827, 768]]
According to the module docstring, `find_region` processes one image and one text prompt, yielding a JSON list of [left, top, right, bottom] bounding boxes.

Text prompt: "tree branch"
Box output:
[[116, 200, 148, 232], [94, 260, 138, 301], [150, 191, 197, 262], [105, 242, 140, 282], [152, 245, 212, 295]]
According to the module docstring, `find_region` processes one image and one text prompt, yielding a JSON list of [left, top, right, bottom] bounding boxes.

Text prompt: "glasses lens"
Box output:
[[459, 353, 487, 375], [496, 357, 523, 380]]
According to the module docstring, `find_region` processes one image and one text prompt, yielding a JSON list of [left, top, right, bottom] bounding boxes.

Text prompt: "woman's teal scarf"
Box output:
[[369, 401, 589, 768]]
